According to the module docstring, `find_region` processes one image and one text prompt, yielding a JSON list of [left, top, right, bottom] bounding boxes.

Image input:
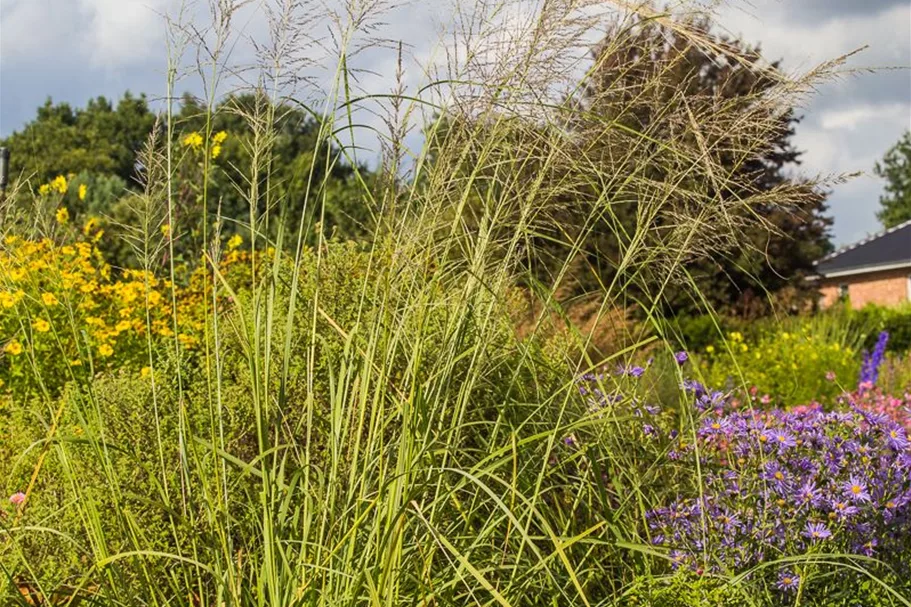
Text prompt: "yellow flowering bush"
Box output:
[[699, 325, 861, 406], [0, 232, 258, 397]]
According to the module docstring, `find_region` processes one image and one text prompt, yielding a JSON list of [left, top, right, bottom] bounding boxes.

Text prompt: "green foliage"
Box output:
[[172, 93, 375, 243], [697, 318, 862, 405], [847, 302, 911, 353], [541, 17, 832, 316], [874, 130, 911, 228], [1, 93, 156, 185]]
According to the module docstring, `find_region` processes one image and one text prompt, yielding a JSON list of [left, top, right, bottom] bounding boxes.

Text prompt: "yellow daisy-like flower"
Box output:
[[140, 366, 152, 378], [9, 268, 26, 282], [78, 183, 87, 201], [41, 292, 59, 306], [50, 175, 68, 194], [227, 234, 243, 250], [83, 217, 100, 236], [33, 318, 51, 333], [0, 291, 23, 308], [56, 207, 70, 224], [38, 183, 51, 196], [212, 130, 228, 145], [4, 340, 23, 356], [183, 132, 204, 149], [97, 343, 114, 357]]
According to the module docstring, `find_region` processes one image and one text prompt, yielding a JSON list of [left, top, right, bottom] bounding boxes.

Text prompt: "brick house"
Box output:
[[815, 219, 911, 309]]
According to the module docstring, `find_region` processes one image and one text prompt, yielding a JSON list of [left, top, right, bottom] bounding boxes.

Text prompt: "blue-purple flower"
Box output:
[[776, 570, 800, 592], [802, 521, 831, 542]]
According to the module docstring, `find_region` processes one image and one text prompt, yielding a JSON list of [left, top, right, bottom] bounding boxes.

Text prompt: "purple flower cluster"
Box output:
[[645, 386, 911, 582], [859, 330, 889, 388]]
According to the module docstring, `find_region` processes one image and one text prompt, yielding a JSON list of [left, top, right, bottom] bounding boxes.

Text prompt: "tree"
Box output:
[[547, 17, 832, 317], [1, 93, 157, 185], [874, 130, 911, 228], [174, 93, 375, 245], [2, 92, 376, 269]]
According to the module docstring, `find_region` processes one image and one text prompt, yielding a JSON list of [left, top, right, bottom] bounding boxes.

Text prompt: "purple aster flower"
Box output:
[[643, 424, 656, 437], [885, 426, 909, 451], [794, 480, 822, 509], [843, 475, 872, 503], [776, 570, 800, 592], [854, 538, 878, 557], [674, 351, 688, 365], [701, 416, 732, 437], [803, 522, 831, 542], [762, 428, 797, 451], [682, 379, 705, 397], [617, 364, 645, 377], [830, 499, 860, 520]]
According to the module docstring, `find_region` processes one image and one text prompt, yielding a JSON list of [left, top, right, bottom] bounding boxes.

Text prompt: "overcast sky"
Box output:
[[1, 0, 909, 246]]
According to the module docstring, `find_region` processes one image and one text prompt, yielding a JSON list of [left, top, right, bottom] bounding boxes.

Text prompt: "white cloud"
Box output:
[[0, 0, 177, 68], [819, 103, 911, 131]]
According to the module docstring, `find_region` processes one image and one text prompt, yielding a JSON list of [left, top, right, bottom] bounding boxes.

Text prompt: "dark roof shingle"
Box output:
[[815, 220, 911, 276]]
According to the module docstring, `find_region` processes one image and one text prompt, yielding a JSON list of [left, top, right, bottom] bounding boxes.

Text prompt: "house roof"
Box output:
[[814, 219, 911, 278]]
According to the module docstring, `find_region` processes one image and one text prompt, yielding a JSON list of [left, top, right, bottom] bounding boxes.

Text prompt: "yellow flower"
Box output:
[[212, 130, 228, 145], [33, 318, 50, 333], [140, 366, 152, 378], [97, 343, 114, 357], [92, 229, 104, 243], [38, 183, 51, 196], [61, 245, 75, 255], [56, 207, 70, 224], [50, 175, 68, 194], [183, 132, 204, 149], [0, 291, 23, 308], [227, 234, 243, 250], [211, 145, 222, 159], [70, 359, 82, 367], [41, 292, 59, 306], [9, 268, 26, 282], [4, 340, 23, 356], [161, 224, 171, 238], [83, 217, 100, 236], [78, 183, 87, 201], [706, 345, 715, 354], [115, 319, 132, 333]]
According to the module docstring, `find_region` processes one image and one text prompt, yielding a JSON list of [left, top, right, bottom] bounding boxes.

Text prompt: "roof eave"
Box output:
[[816, 260, 911, 279]]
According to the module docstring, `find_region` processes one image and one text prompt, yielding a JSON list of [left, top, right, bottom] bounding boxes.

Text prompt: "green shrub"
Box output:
[[696, 318, 861, 405]]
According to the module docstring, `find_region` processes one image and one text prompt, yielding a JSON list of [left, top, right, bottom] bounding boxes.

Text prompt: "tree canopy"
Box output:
[[874, 130, 911, 229], [1, 92, 375, 268], [547, 17, 832, 316]]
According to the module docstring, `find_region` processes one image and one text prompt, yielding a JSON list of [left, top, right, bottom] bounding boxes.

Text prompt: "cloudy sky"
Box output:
[[1, 0, 909, 245]]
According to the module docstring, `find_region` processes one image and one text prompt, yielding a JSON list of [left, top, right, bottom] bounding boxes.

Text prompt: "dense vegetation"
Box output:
[[1, 1, 909, 606]]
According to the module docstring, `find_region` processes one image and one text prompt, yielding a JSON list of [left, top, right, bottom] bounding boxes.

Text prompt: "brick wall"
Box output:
[[819, 268, 911, 309]]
